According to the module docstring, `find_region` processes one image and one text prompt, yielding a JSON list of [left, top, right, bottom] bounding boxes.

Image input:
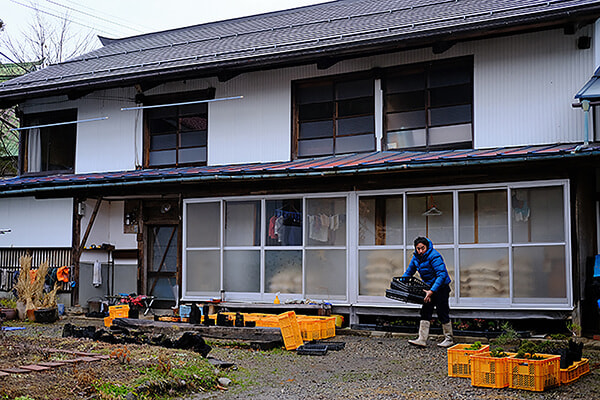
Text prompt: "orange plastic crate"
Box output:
[[103, 316, 113, 327], [560, 358, 590, 385], [507, 353, 560, 391], [318, 317, 336, 339], [297, 318, 321, 341], [109, 304, 129, 318], [277, 311, 303, 350], [447, 344, 490, 378], [470, 352, 515, 388]]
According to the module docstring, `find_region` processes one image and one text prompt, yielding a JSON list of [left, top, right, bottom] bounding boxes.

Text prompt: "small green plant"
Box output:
[[0, 297, 17, 308], [466, 341, 482, 350], [490, 348, 508, 358], [566, 321, 581, 337], [491, 322, 519, 347]]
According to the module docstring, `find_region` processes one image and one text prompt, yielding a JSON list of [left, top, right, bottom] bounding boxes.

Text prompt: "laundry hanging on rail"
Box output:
[[92, 260, 102, 287]]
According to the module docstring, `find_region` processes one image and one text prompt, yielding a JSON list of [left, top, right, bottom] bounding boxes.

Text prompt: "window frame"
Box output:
[[142, 88, 214, 168], [19, 108, 77, 176], [292, 72, 376, 159], [382, 56, 474, 151]]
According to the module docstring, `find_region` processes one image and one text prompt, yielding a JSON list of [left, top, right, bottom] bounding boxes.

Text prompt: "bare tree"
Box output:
[[0, 2, 99, 67]]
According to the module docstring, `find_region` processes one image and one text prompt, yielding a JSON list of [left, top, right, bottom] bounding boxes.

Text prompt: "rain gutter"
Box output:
[[1, 150, 598, 197]]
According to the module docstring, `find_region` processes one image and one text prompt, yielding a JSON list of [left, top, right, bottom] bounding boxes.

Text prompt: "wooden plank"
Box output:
[[113, 318, 283, 342]]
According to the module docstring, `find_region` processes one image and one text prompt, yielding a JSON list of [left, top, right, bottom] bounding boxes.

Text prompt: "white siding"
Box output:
[[77, 88, 140, 173], [0, 197, 73, 247]]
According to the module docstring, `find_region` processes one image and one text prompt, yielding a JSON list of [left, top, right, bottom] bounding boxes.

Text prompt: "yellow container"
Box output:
[[507, 353, 560, 391], [447, 343, 490, 378], [103, 316, 113, 327], [109, 304, 130, 318], [470, 352, 515, 388], [560, 358, 590, 385], [297, 318, 321, 341], [277, 311, 303, 350]]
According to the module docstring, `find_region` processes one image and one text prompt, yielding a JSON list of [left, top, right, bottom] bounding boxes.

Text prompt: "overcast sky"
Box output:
[[1, 0, 328, 61]]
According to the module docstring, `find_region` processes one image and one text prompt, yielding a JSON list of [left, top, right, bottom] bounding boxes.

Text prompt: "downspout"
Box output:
[[574, 99, 591, 152]]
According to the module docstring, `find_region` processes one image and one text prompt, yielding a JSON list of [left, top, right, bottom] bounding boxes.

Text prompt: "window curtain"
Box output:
[[27, 127, 41, 173]]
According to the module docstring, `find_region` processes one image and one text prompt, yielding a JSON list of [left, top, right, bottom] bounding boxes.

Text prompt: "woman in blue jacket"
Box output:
[[403, 236, 453, 348]]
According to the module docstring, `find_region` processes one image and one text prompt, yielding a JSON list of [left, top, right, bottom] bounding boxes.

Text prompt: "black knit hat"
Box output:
[[414, 236, 429, 249]]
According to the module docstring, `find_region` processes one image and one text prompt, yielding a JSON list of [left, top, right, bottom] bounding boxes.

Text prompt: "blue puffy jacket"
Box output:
[[402, 237, 451, 292]]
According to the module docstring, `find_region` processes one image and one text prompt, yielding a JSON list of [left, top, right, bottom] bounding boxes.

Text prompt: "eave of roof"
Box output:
[[1, 0, 600, 105], [1, 144, 598, 197]]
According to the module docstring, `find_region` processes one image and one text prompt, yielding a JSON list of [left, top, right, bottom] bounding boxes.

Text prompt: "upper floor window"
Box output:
[[144, 90, 211, 168], [384, 57, 473, 151], [293, 77, 375, 158], [21, 109, 76, 174]]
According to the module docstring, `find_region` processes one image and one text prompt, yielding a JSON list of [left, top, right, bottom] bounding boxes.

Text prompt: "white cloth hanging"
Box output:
[[92, 260, 102, 287], [27, 127, 41, 173]]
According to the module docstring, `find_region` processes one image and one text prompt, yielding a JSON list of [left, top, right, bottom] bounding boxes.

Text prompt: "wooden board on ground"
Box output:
[[113, 318, 283, 342]]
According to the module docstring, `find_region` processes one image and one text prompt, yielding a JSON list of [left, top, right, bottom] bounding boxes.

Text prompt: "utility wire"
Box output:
[[8, 0, 124, 37], [61, 0, 154, 32], [44, 0, 145, 35]]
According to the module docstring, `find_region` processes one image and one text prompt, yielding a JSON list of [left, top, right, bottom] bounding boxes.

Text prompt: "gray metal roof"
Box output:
[[1, 0, 600, 102]]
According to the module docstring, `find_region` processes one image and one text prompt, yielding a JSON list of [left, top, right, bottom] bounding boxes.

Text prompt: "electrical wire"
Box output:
[[8, 0, 124, 37], [43, 0, 145, 35], [61, 0, 154, 32]]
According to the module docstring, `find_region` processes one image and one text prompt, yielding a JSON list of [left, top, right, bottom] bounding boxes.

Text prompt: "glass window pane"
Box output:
[[387, 129, 426, 149], [297, 83, 333, 104], [386, 73, 426, 93], [359, 196, 403, 245], [149, 226, 178, 272], [151, 134, 177, 150], [180, 130, 207, 147], [299, 102, 333, 120], [149, 150, 176, 166], [223, 250, 260, 292], [385, 91, 426, 112], [148, 117, 177, 134], [299, 120, 334, 139], [179, 147, 206, 164], [265, 250, 302, 293], [180, 103, 207, 116], [386, 110, 426, 131], [225, 201, 261, 246], [459, 248, 509, 298], [265, 199, 303, 246], [428, 124, 472, 146], [429, 65, 471, 88], [186, 202, 220, 247], [337, 116, 374, 136], [437, 248, 454, 288], [335, 134, 375, 154], [429, 105, 471, 126], [306, 197, 346, 246], [359, 250, 404, 295], [337, 98, 374, 117], [407, 193, 453, 244], [336, 79, 373, 100], [298, 138, 334, 157], [180, 116, 207, 132], [305, 249, 346, 296], [430, 84, 472, 107], [513, 245, 566, 300], [186, 250, 220, 292], [459, 190, 508, 244], [512, 187, 565, 243]]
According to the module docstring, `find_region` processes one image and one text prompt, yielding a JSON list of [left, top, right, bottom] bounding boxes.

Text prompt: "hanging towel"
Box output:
[[93, 260, 102, 287]]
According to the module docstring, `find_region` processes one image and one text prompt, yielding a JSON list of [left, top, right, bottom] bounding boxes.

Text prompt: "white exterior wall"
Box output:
[[81, 199, 137, 250], [17, 28, 596, 170], [0, 197, 72, 247], [77, 88, 140, 173]]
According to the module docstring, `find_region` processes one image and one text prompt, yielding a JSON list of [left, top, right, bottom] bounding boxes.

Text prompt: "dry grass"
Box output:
[[14, 256, 59, 311]]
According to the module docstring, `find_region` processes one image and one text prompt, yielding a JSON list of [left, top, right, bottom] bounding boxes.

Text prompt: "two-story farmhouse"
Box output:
[[1, 0, 600, 332]]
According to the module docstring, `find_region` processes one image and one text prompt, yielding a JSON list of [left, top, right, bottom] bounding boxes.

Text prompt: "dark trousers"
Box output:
[[420, 284, 450, 324]]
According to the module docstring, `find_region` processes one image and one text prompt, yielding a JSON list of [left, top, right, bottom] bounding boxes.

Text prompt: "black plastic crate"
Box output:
[[385, 288, 425, 305], [296, 344, 328, 356], [391, 276, 430, 294], [306, 340, 346, 351]]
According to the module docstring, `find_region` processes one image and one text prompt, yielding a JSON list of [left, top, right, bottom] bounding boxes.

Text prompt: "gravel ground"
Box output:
[[188, 331, 600, 400], [5, 316, 600, 400]]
